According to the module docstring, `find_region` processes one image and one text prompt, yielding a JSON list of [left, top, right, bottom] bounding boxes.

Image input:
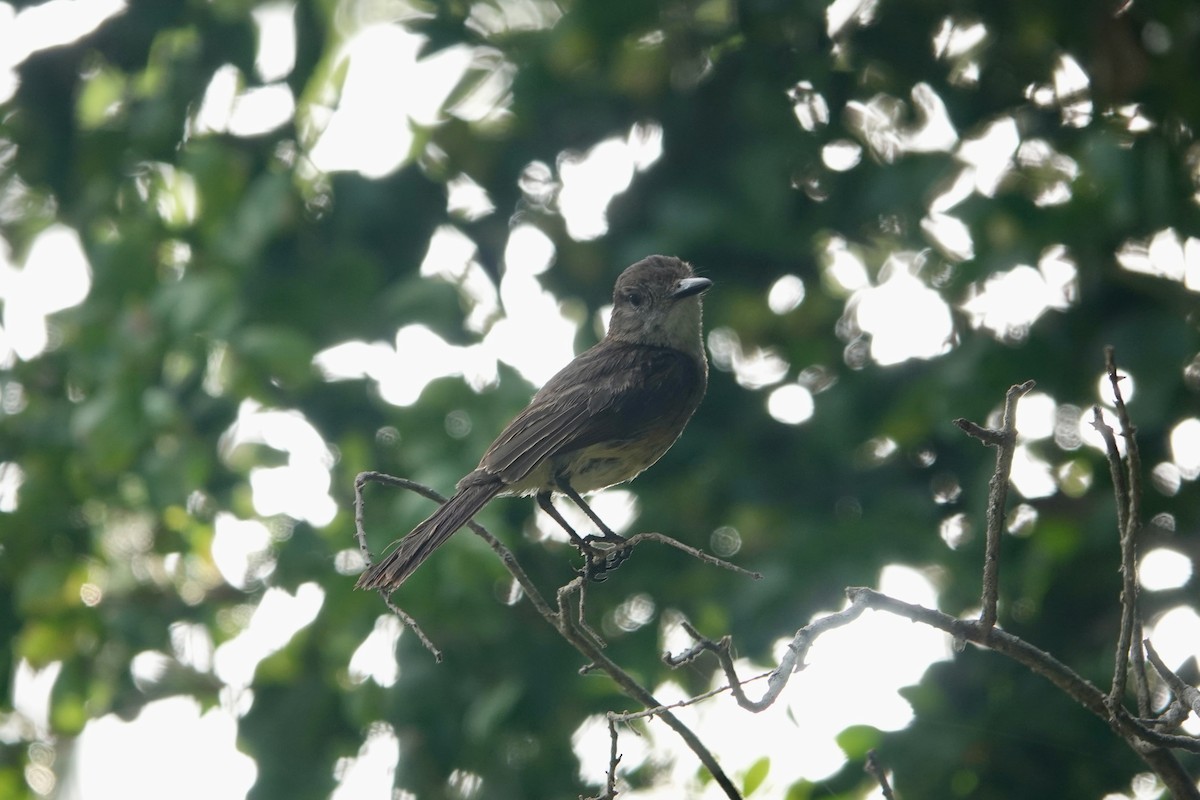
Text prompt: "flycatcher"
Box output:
[[356, 255, 711, 592]]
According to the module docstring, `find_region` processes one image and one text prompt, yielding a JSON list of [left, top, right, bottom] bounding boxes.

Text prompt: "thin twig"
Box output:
[[1132, 619, 1151, 718], [607, 716, 621, 798], [580, 715, 622, 800], [865, 749, 897, 800], [662, 620, 716, 668], [953, 418, 1005, 446], [1144, 639, 1200, 720], [558, 579, 607, 651], [954, 379, 1035, 631], [353, 472, 376, 563], [354, 472, 444, 660], [1090, 409, 1129, 532], [1139, 700, 1192, 731], [552, 590, 744, 798], [624, 532, 763, 579], [379, 594, 443, 661], [1099, 349, 1147, 717], [1091, 407, 1135, 713], [1105, 347, 1143, 552], [611, 672, 774, 723], [663, 594, 871, 713]]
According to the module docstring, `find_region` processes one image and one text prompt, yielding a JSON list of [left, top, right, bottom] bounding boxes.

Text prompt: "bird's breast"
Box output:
[[505, 427, 685, 496], [487, 341, 706, 498]]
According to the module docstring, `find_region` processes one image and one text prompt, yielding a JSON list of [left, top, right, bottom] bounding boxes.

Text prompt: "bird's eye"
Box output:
[[626, 291, 644, 308]]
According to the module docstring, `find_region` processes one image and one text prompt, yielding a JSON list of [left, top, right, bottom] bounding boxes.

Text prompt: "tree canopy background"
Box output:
[[2, 0, 1199, 798]]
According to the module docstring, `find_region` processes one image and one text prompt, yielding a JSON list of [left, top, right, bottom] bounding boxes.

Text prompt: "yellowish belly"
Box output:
[[504, 433, 680, 497]]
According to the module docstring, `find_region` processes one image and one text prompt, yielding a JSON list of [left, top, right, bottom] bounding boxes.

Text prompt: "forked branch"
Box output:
[[353, 355, 1199, 798], [353, 471, 748, 799], [953, 378, 1035, 631]]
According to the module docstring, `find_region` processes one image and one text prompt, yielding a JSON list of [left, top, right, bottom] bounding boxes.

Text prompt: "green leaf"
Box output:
[[835, 725, 882, 760], [743, 755, 770, 796], [76, 63, 127, 129]]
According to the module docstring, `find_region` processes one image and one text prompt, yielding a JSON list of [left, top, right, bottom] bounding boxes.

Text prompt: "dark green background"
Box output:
[[2, 0, 1198, 797]]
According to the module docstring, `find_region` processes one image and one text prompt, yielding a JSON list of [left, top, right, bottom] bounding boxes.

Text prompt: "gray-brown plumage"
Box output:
[[356, 255, 710, 591]]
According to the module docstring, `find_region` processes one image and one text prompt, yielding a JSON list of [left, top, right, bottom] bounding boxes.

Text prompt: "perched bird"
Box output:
[[357, 255, 711, 592]]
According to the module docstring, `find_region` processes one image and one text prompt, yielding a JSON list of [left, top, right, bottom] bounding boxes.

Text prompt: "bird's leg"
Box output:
[[554, 476, 626, 545], [537, 491, 622, 581], [552, 477, 634, 581], [536, 491, 592, 549]]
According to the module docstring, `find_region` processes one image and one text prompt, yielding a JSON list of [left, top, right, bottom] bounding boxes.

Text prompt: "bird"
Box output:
[[356, 254, 711, 592]]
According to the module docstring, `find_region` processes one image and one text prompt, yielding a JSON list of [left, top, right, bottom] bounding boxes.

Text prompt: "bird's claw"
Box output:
[[583, 531, 627, 546], [580, 542, 634, 582]]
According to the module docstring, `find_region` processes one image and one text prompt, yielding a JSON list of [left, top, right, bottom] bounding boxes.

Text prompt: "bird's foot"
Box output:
[[583, 530, 627, 547], [579, 540, 634, 582]]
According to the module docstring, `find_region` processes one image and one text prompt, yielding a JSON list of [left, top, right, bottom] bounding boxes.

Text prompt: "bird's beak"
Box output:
[[671, 276, 712, 300]]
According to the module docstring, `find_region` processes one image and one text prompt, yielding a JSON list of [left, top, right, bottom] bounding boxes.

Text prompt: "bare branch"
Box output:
[[1105, 347, 1143, 541], [354, 472, 444, 661], [557, 579, 607, 651], [355, 470, 744, 799], [953, 418, 1005, 446], [955, 379, 1034, 631], [1132, 619, 1152, 718], [662, 619, 714, 668], [354, 359, 1199, 799], [849, 587, 1200, 796], [1140, 699, 1192, 731], [663, 593, 871, 713], [580, 716, 623, 800], [624, 531, 763, 579], [612, 672, 773, 723], [1090, 407, 1129, 532], [607, 718, 621, 799], [865, 750, 897, 800], [379, 594, 443, 662], [1145, 639, 1200, 721], [554, 600, 744, 799], [1107, 348, 1150, 716], [1092, 349, 1147, 717]]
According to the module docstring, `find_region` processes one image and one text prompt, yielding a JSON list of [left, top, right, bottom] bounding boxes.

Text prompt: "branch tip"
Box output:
[[865, 750, 897, 800], [953, 417, 1005, 446]]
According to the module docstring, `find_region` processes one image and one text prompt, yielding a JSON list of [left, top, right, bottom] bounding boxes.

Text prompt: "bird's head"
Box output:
[[605, 255, 710, 357]]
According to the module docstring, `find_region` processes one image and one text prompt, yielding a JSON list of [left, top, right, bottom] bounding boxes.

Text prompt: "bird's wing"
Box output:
[[479, 343, 703, 484]]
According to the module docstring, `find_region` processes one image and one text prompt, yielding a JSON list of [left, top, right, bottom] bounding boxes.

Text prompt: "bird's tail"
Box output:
[[355, 480, 503, 591]]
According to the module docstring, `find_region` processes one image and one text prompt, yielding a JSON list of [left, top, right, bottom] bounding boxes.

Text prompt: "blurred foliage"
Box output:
[[2, 0, 1199, 798]]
